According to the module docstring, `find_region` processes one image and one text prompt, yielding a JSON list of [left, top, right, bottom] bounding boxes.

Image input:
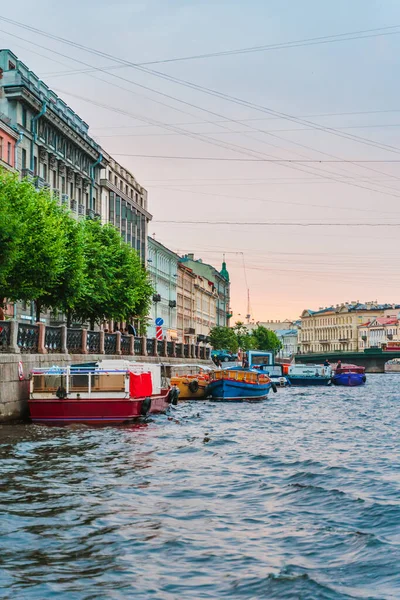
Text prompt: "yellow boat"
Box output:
[[170, 366, 211, 400]]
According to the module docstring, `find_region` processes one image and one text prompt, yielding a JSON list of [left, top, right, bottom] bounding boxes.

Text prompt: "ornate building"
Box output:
[[100, 158, 151, 264], [147, 237, 179, 340], [299, 302, 400, 353], [177, 262, 196, 344], [0, 49, 107, 218], [179, 254, 231, 329]]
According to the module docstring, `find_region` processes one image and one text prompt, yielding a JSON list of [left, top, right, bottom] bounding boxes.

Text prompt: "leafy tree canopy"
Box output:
[[209, 326, 238, 353], [251, 325, 282, 353]]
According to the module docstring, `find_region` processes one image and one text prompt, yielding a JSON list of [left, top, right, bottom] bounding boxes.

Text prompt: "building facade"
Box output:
[[358, 317, 400, 350], [0, 116, 17, 171], [100, 157, 151, 264], [275, 329, 299, 358], [180, 254, 231, 328], [147, 238, 179, 340], [194, 273, 218, 342], [245, 319, 295, 332], [177, 263, 196, 343], [0, 50, 107, 219], [299, 302, 400, 353]]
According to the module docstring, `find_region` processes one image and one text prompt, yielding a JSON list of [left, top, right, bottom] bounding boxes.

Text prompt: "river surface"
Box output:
[[0, 374, 399, 599]]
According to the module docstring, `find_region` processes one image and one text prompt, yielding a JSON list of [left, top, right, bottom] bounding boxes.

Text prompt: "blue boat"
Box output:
[[332, 364, 366, 387], [207, 367, 275, 401], [287, 364, 332, 386]]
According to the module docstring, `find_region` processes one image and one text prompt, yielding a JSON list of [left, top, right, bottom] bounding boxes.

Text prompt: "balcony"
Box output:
[[21, 168, 34, 181], [34, 176, 46, 189], [86, 208, 95, 219], [70, 199, 77, 211], [61, 194, 69, 205]]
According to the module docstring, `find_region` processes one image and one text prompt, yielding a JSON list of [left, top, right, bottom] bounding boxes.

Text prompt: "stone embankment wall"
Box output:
[[0, 353, 211, 422]]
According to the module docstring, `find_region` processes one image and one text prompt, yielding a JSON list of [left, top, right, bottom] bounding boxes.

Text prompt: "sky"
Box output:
[[1, 0, 400, 321]]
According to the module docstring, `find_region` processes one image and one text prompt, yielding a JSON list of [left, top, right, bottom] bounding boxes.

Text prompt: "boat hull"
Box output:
[[28, 393, 170, 426], [208, 379, 271, 401], [170, 377, 208, 400], [332, 373, 366, 386], [287, 377, 332, 386]]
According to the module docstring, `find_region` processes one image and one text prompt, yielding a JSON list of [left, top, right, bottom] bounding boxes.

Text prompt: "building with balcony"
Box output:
[[358, 317, 400, 350], [0, 116, 17, 171], [180, 254, 231, 328], [147, 237, 179, 340], [0, 49, 107, 219], [100, 157, 151, 264], [299, 302, 400, 353], [177, 262, 196, 344], [275, 329, 299, 358], [194, 273, 218, 343]]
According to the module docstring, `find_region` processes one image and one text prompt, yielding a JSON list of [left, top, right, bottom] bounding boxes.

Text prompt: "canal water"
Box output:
[[0, 375, 399, 599]]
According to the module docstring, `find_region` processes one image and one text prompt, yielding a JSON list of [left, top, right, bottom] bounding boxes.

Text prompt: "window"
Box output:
[[22, 148, 26, 169], [33, 156, 38, 175], [43, 163, 47, 181], [7, 142, 11, 165], [0, 136, 3, 160], [22, 106, 27, 128], [52, 170, 57, 189], [61, 177, 66, 194], [70, 182, 74, 198], [8, 61, 16, 70]]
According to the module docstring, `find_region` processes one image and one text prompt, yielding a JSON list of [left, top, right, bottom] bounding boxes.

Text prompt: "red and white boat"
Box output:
[[29, 360, 179, 426]]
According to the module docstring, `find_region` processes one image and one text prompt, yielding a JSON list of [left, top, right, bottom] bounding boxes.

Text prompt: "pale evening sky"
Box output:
[[1, 0, 400, 321]]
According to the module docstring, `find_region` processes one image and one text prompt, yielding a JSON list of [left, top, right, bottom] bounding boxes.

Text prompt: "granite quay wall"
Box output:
[[0, 353, 212, 422]]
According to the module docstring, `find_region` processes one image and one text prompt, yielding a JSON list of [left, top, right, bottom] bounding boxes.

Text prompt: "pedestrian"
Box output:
[[217, 359, 223, 368], [336, 359, 342, 370], [242, 353, 249, 369], [128, 323, 137, 336], [323, 358, 330, 367]]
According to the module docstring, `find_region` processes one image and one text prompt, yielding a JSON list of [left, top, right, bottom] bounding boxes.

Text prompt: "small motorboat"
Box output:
[[287, 364, 332, 386], [332, 364, 366, 386], [29, 360, 179, 426], [170, 364, 211, 399], [384, 358, 400, 373], [207, 367, 276, 401]]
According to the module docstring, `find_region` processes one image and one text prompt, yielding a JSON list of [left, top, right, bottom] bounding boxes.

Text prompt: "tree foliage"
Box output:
[[209, 325, 239, 353], [0, 169, 153, 325], [232, 321, 254, 351], [251, 325, 282, 353]]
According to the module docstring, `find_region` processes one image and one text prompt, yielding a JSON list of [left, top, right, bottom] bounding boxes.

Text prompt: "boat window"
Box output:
[[91, 373, 125, 391], [32, 374, 65, 392]]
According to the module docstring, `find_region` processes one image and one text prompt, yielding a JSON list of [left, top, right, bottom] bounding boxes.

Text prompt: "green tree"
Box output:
[[0, 170, 21, 308], [73, 220, 153, 329], [232, 321, 254, 351], [1, 172, 67, 321], [251, 325, 282, 354], [209, 326, 238, 353]]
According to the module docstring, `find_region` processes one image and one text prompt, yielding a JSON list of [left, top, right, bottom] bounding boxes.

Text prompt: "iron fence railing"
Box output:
[[134, 337, 142, 355], [183, 344, 190, 358], [0, 321, 11, 352], [67, 328, 82, 353], [175, 343, 183, 358], [146, 338, 155, 356], [17, 323, 39, 353], [87, 331, 100, 353], [167, 341, 174, 357], [157, 340, 164, 356], [44, 326, 62, 352], [121, 335, 131, 355], [104, 333, 117, 355]]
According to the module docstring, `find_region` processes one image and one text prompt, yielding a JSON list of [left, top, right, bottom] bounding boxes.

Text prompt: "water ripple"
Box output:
[[0, 374, 400, 598]]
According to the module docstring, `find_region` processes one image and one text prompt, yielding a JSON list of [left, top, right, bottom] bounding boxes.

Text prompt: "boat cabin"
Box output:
[[247, 351, 274, 369], [288, 364, 332, 378]]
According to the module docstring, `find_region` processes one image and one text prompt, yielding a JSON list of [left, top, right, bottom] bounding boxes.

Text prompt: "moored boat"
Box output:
[[287, 364, 332, 386], [29, 360, 179, 426], [384, 358, 400, 373], [332, 364, 366, 386], [170, 364, 211, 399], [207, 367, 275, 401]]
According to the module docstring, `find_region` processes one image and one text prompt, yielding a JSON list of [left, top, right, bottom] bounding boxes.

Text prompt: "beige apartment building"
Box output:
[[358, 317, 400, 350], [194, 275, 218, 342], [177, 263, 196, 344], [299, 302, 400, 353]]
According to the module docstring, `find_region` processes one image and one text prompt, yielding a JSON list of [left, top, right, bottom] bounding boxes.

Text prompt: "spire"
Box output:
[[220, 255, 229, 281]]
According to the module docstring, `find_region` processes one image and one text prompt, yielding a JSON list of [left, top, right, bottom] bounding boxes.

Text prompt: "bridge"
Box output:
[[294, 350, 400, 373]]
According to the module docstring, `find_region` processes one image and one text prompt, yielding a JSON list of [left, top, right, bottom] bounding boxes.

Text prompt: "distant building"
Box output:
[[275, 329, 298, 358], [147, 237, 179, 340], [358, 317, 400, 350], [180, 254, 231, 329], [177, 262, 196, 343], [100, 157, 151, 264], [299, 302, 400, 353], [246, 319, 295, 332]]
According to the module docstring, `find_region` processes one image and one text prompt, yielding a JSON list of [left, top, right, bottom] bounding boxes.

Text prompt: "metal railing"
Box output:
[[0, 321, 11, 353], [44, 326, 62, 353], [1, 321, 211, 359], [17, 323, 39, 353]]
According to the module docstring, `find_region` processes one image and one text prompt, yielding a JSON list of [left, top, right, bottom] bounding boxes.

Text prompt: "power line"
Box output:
[[154, 220, 400, 226], [5, 19, 400, 200], [112, 154, 400, 162]]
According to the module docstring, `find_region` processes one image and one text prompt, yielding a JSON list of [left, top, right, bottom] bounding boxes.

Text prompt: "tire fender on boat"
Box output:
[[167, 387, 180, 405], [271, 383, 278, 393], [188, 379, 199, 394], [141, 397, 152, 416]]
